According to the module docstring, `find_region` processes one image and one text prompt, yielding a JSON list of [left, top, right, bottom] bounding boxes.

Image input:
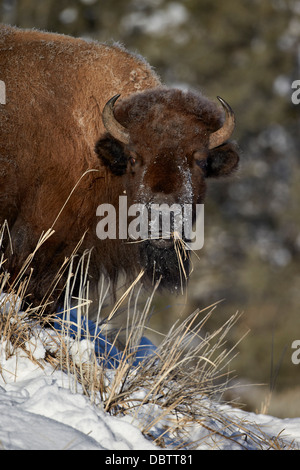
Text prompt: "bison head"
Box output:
[[95, 88, 239, 292]]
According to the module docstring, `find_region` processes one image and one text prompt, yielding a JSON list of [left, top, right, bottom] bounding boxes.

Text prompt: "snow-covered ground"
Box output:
[[0, 351, 155, 450], [1, 317, 300, 452]]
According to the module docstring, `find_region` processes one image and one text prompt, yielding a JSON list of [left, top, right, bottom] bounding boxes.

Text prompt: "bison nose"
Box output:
[[149, 193, 177, 206], [146, 194, 183, 248]]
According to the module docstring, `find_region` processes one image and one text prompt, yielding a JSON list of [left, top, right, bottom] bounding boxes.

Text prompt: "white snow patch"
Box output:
[[0, 313, 300, 450], [0, 340, 156, 450]]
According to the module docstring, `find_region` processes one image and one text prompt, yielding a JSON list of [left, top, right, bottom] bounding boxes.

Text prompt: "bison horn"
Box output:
[[208, 97, 235, 149], [102, 94, 130, 145]]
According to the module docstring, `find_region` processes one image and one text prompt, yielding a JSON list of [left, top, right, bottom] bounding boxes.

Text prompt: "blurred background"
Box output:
[[1, 0, 300, 417]]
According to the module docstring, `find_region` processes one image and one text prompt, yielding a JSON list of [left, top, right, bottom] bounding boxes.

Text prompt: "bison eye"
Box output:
[[129, 152, 141, 167], [193, 150, 207, 170], [195, 159, 207, 170]]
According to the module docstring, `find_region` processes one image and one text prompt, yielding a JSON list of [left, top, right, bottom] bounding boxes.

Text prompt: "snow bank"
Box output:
[[0, 309, 300, 451], [0, 340, 156, 450]]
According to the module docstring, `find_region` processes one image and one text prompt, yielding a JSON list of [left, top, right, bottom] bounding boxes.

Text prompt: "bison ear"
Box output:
[[205, 142, 239, 178], [95, 136, 128, 176]]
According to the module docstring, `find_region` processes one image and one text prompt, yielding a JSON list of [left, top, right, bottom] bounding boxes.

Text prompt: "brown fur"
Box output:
[[0, 25, 239, 313]]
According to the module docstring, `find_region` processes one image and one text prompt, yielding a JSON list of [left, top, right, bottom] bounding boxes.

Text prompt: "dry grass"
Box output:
[[0, 223, 297, 450]]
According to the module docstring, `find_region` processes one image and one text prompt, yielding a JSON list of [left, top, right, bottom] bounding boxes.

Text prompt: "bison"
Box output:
[[0, 24, 239, 316]]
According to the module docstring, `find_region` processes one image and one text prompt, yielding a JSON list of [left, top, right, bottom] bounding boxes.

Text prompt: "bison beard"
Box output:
[[138, 204, 193, 291], [140, 240, 190, 292]]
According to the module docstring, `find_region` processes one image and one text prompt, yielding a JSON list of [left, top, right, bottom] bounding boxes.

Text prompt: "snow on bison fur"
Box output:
[[0, 25, 239, 314]]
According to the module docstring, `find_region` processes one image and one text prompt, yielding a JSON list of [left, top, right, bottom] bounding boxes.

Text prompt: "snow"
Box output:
[[0, 341, 156, 450], [1, 310, 300, 451]]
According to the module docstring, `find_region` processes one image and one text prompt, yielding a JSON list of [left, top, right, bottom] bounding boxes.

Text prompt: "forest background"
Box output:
[[1, 0, 300, 417]]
